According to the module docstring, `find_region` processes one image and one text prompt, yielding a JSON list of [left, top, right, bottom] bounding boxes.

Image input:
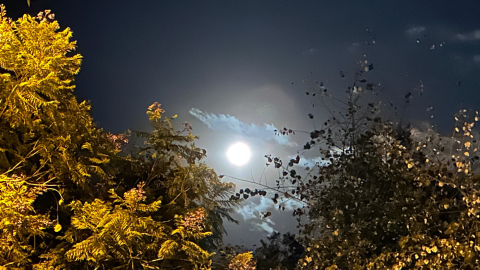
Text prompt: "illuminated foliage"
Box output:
[[0, 6, 115, 268], [124, 101, 241, 250], [0, 6, 237, 269], [35, 184, 213, 269], [228, 251, 257, 270], [0, 174, 51, 268], [0, 5, 116, 189]]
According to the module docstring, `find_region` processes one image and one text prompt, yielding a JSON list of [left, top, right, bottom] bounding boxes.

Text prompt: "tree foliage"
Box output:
[[254, 232, 304, 270], [228, 251, 257, 270], [0, 5, 116, 190], [0, 6, 238, 269], [0, 174, 50, 268], [296, 111, 480, 269], [261, 61, 480, 269], [233, 55, 480, 270]]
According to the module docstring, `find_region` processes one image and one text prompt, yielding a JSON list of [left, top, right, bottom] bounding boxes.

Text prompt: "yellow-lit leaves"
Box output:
[[228, 252, 256, 270], [296, 118, 480, 270], [81, 142, 93, 152], [445, 222, 460, 234], [54, 223, 62, 232], [0, 7, 82, 86], [0, 6, 116, 187], [0, 175, 51, 264], [406, 159, 414, 169], [147, 102, 165, 121], [66, 185, 216, 269]]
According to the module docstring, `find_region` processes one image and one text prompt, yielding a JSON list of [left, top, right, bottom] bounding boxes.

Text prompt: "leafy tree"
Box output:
[[114, 102, 240, 253], [259, 61, 480, 269], [0, 173, 50, 268], [254, 232, 304, 270], [297, 111, 480, 269], [0, 6, 238, 269], [37, 184, 214, 269], [0, 6, 117, 268], [256, 60, 480, 269], [0, 5, 116, 190]]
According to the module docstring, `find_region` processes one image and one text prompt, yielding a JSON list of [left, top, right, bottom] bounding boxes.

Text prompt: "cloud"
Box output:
[[290, 146, 346, 168], [474, 55, 480, 64], [302, 48, 317, 56], [236, 197, 275, 233], [456, 29, 480, 41], [235, 196, 303, 233], [347, 42, 360, 53], [294, 156, 329, 168], [189, 108, 292, 145], [406, 26, 426, 35]]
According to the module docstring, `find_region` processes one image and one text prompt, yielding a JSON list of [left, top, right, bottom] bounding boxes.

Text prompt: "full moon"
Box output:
[[226, 142, 251, 166]]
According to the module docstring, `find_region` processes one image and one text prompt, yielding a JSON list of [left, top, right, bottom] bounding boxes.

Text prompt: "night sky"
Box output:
[[6, 0, 480, 248]]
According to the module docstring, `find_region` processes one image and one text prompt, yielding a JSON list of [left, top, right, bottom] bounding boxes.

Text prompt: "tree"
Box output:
[[254, 60, 480, 269], [0, 5, 116, 190], [0, 6, 117, 268], [254, 232, 304, 270], [0, 173, 51, 268], [0, 6, 238, 269], [297, 111, 480, 269], [278, 73, 480, 269]]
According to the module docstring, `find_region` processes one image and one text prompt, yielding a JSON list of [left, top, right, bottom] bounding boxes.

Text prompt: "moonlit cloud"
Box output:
[[236, 196, 303, 233], [456, 29, 480, 41], [406, 26, 426, 35], [236, 197, 275, 233], [189, 108, 293, 145], [294, 156, 328, 167], [473, 55, 480, 64]]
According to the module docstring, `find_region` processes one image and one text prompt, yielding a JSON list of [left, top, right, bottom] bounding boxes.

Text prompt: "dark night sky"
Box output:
[[6, 0, 480, 248]]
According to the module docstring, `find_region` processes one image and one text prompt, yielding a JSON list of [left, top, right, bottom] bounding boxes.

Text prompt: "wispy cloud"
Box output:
[[189, 108, 292, 145], [236, 197, 276, 233], [456, 29, 480, 41], [294, 156, 328, 168], [236, 196, 303, 233], [473, 55, 480, 64], [406, 26, 426, 35], [347, 42, 360, 53], [302, 48, 317, 56]]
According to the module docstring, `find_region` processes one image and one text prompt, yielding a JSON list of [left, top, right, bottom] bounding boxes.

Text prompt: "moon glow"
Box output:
[[226, 142, 252, 166]]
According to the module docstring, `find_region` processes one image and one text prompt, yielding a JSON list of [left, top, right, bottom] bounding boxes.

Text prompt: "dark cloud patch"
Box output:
[[456, 29, 480, 41], [406, 26, 426, 35]]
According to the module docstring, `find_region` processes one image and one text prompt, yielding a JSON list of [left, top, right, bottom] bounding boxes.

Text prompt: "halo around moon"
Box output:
[[226, 142, 251, 166]]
